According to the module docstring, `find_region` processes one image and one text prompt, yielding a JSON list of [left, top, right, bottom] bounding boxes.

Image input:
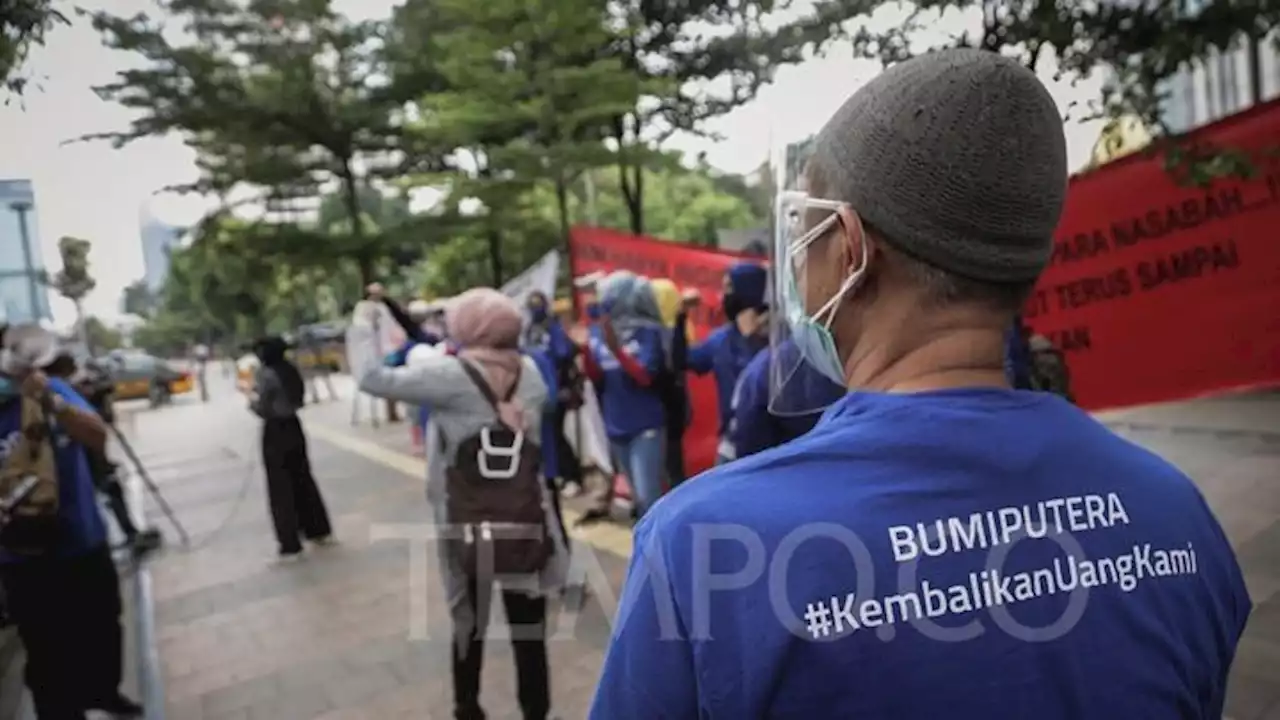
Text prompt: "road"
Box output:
[[101, 373, 1280, 719]]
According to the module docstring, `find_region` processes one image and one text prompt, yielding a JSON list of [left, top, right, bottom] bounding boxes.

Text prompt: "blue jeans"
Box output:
[[611, 428, 665, 517]]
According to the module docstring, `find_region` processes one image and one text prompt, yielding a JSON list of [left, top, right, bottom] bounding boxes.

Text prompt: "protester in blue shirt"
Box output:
[[685, 262, 769, 463], [0, 324, 143, 720], [522, 291, 584, 495], [591, 49, 1249, 720], [581, 272, 668, 518], [727, 339, 845, 460]]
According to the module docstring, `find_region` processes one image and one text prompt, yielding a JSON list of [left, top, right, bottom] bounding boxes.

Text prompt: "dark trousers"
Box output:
[[552, 403, 582, 486], [452, 578, 550, 720], [1, 546, 123, 720], [262, 417, 332, 554]]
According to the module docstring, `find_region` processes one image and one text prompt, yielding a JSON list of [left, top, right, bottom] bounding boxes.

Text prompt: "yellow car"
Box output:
[[102, 353, 195, 406]]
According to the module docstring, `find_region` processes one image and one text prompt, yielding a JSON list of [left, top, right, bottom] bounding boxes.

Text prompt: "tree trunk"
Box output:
[[487, 226, 504, 286], [555, 175, 572, 248], [613, 114, 644, 235], [339, 160, 372, 285]]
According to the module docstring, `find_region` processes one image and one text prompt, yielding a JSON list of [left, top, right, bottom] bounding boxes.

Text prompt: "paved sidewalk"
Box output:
[[127, 375, 1280, 720], [127, 384, 626, 720]]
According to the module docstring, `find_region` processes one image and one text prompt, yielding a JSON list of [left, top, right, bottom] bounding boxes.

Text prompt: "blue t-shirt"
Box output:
[[591, 325, 666, 440], [687, 324, 766, 436], [592, 389, 1251, 719], [527, 347, 560, 481], [0, 379, 109, 562], [729, 342, 846, 460]]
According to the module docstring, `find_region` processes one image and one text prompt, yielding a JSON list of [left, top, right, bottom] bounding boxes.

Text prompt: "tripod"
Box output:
[[107, 422, 191, 547]]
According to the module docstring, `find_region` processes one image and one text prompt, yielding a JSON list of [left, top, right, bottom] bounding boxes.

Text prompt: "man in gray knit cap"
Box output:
[[591, 48, 1249, 719]]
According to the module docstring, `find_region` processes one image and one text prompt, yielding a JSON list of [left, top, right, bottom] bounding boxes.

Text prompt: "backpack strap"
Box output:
[[456, 359, 523, 410]]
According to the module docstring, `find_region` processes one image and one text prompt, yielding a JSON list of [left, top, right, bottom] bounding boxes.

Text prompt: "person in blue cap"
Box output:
[[683, 261, 770, 463], [591, 48, 1248, 719], [726, 338, 845, 460]]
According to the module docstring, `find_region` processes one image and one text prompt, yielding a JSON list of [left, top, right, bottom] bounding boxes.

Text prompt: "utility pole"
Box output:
[[8, 202, 42, 323]]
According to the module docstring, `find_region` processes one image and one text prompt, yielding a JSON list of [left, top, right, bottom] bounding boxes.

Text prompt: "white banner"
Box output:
[[503, 249, 612, 476], [501, 249, 560, 310]]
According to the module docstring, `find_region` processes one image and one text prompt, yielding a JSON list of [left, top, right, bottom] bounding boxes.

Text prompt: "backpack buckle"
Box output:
[[477, 427, 524, 480]]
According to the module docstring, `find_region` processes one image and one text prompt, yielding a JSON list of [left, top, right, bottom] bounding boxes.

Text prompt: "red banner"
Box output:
[[568, 226, 751, 475], [1031, 99, 1280, 409]]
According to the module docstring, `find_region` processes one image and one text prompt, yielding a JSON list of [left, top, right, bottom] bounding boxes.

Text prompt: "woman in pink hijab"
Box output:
[[359, 287, 567, 720]]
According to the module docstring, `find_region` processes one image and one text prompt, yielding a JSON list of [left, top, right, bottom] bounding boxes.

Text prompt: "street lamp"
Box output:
[[7, 201, 43, 323]]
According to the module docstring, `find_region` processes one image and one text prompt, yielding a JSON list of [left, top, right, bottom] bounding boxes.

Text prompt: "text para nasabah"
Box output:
[[1023, 170, 1278, 354]]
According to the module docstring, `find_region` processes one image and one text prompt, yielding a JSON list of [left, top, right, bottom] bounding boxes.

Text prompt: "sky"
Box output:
[[0, 0, 1105, 326]]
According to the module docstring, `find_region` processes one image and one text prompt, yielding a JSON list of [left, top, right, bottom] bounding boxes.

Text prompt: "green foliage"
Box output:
[[0, 0, 67, 98], [809, 0, 1280, 182], [120, 280, 155, 319], [83, 316, 122, 352], [86, 0, 439, 282], [52, 235, 94, 303]]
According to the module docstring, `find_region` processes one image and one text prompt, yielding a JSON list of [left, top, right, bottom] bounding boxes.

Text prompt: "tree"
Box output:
[[395, 0, 638, 285], [82, 316, 122, 352], [809, 0, 1280, 181], [121, 279, 155, 319], [87, 0, 441, 283], [598, 0, 843, 234], [1, 0, 67, 98], [52, 235, 95, 347]]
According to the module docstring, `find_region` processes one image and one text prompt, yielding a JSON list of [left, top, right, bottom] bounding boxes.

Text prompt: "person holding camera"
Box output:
[[0, 324, 142, 720]]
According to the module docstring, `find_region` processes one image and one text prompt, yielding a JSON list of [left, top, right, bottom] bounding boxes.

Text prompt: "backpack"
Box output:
[[442, 360, 551, 578], [0, 396, 61, 555], [1028, 336, 1075, 403]]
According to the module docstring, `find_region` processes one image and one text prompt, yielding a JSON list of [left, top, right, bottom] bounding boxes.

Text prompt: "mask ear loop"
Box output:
[[812, 210, 870, 328]]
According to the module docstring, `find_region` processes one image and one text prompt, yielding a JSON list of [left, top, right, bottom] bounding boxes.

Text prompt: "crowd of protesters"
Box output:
[[0, 48, 1250, 720], [354, 48, 1249, 720]]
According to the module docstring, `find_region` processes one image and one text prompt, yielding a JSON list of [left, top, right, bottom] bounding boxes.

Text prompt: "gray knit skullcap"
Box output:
[[810, 47, 1067, 282]]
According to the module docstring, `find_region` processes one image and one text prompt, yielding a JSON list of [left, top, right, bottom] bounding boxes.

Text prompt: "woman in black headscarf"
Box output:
[[249, 336, 333, 560]]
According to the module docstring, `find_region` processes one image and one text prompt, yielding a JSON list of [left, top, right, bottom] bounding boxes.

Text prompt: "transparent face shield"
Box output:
[[767, 190, 849, 416]]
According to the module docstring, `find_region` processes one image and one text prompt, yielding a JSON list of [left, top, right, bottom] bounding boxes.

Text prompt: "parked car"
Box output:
[[99, 353, 194, 406]]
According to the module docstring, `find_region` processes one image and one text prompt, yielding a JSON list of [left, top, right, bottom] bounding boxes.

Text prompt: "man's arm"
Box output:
[[46, 378, 108, 454], [730, 354, 776, 459], [685, 328, 720, 375]]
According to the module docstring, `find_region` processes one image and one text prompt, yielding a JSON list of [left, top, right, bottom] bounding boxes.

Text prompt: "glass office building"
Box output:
[[0, 179, 52, 324]]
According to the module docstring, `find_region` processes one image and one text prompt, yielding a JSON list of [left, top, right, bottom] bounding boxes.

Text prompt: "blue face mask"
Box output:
[[529, 305, 548, 322], [586, 302, 602, 320]]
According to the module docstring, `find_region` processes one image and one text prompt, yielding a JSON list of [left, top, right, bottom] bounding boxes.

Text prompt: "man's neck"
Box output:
[[842, 319, 1010, 394]]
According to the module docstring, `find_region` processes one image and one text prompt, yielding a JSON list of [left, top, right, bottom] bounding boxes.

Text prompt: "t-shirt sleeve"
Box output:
[[730, 354, 774, 459], [49, 378, 95, 412], [686, 328, 720, 375], [590, 520, 698, 719]]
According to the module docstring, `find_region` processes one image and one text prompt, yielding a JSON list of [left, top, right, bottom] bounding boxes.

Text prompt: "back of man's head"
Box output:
[[809, 47, 1067, 313]]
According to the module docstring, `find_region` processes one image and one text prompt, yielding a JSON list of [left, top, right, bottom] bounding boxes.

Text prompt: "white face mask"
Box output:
[[780, 195, 869, 386]]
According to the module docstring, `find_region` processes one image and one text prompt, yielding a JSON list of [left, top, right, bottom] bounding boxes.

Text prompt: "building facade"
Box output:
[[1161, 31, 1280, 133], [139, 207, 185, 293], [0, 179, 52, 324]]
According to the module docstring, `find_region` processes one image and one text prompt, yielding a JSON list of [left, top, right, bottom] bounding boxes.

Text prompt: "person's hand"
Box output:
[[20, 370, 48, 399], [601, 317, 620, 348], [681, 288, 701, 309]]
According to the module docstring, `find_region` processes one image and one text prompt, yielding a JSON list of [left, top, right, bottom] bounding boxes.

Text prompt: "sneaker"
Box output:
[[131, 529, 163, 557], [561, 482, 582, 498], [309, 535, 338, 547], [274, 550, 305, 564]]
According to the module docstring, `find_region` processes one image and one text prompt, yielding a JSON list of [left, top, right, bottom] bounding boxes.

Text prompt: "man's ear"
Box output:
[[834, 206, 874, 275]]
